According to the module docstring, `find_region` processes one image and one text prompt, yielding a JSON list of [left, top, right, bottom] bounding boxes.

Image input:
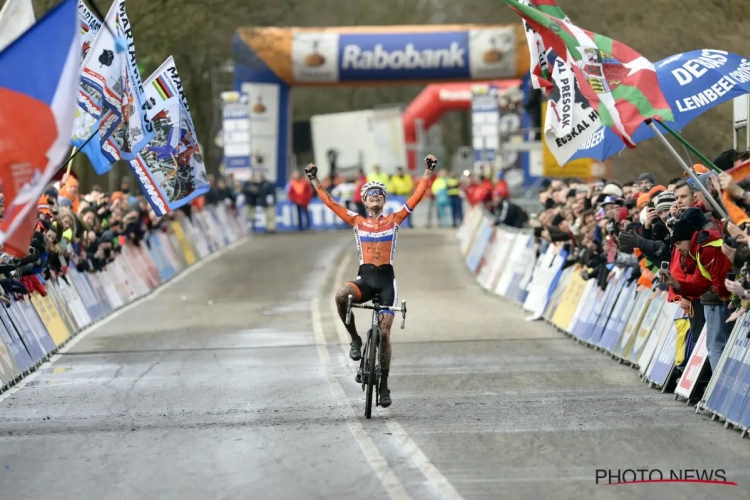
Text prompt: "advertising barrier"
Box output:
[[459, 206, 750, 437], [0, 204, 248, 393]]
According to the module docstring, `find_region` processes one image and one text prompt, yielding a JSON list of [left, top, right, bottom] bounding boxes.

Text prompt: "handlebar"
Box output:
[[346, 294, 407, 329]]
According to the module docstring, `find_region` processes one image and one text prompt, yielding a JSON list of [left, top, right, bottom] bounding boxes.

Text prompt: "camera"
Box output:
[[606, 219, 618, 236], [725, 235, 740, 249], [660, 261, 670, 273]]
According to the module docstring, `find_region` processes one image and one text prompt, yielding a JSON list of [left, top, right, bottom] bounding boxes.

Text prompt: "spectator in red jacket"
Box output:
[[494, 177, 509, 200], [287, 170, 313, 231], [662, 207, 733, 371]]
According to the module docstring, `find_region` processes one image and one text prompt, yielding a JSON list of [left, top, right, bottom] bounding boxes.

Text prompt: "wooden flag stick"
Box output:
[[66, 147, 78, 176]]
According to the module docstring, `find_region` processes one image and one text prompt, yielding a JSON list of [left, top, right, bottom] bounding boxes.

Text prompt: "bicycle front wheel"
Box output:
[[364, 328, 378, 419]]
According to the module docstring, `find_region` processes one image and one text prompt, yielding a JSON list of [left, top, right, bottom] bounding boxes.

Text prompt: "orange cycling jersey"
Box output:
[[315, 177, 428, 266]]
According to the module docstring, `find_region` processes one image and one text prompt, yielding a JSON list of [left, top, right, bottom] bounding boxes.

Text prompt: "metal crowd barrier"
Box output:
[[0, 204, 248, 392], [458, 205, 750, 439]]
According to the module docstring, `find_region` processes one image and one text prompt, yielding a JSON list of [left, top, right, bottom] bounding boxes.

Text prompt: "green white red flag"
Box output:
[[506, 0, 674, 149], [518, 0, 569, 90]]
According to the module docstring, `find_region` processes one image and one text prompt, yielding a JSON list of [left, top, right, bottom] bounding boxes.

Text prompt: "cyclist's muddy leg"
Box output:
[[335, 283, 360, 341], [378, 313, 395, 387]]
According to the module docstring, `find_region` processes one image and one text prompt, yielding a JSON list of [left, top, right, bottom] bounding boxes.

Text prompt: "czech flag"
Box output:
[[0, 0, 80, 257]]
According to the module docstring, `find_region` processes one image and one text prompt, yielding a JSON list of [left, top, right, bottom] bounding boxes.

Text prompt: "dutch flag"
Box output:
[[0, 0, 81, 256]]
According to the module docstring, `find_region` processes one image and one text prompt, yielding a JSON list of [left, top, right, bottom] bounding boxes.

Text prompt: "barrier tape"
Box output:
[[0, 204, 248, 393], [458, 206, 750, 436]]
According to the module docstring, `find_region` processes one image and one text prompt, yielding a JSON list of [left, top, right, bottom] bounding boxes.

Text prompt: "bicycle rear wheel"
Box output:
[[364, 328, 378, 419]]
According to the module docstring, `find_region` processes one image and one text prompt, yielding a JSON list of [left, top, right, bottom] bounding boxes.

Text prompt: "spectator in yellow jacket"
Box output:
[[390, 167, 414, 196], [366, 165, 391, 191]]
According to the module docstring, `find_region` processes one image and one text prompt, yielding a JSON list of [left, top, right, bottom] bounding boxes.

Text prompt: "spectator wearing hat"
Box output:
[[661, 207, 733, 372], [58, 175, 79, 213], [37, 195, 53, 220], [654, 191, 677, 225], [637, 173, 656, 192], [601, 183, 623, 198], [600, 195, 622, 219]]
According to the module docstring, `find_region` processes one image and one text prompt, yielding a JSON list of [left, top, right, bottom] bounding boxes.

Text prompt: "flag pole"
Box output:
[[66, 147, 78, 176], [57, 132, 97, 173], [646, 120, 728, 219], [653, 120, 722, 173]]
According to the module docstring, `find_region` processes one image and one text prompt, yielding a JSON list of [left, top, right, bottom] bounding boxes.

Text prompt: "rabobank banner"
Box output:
[[338, 33, 470, 81], [287, 27, 522, 84]]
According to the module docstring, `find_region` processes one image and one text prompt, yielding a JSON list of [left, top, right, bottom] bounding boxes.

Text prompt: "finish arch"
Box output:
[[233, 24, 529, 185]]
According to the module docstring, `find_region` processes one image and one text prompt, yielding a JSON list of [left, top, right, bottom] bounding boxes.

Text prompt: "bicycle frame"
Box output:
[[345, 294, 407, 418]]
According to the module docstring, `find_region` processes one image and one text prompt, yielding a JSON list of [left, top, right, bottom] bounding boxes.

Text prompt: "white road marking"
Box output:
[[311, 296, 412, 500], [323, 251, 465, 500], [332, 252, 354, 351], [384, 420, 464, 500], [0, 237, 248, 404]]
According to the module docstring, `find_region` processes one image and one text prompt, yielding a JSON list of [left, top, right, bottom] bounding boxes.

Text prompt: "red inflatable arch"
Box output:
[[402, 79, 522, 170]]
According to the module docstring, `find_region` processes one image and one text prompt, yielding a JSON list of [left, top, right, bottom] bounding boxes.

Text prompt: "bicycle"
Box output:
[[346, 293, 407, 419]]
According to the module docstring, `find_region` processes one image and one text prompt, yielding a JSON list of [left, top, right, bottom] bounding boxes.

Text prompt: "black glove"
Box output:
[[618, 231, 642, 253], [425, 155, 437, 171], [304, 164, 317, 180]]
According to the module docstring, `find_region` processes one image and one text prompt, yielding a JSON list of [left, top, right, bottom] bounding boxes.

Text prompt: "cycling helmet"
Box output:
[[361, 180, 388, 200]]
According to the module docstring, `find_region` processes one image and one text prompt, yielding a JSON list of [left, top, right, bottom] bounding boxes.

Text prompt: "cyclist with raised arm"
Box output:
[[305, 155, 437, 407]]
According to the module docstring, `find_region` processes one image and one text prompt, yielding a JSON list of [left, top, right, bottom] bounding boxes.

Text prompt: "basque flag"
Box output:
[[0, 0, 81, 257]]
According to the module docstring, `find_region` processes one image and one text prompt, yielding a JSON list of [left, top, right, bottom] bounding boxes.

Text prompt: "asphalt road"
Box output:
[[1, 228, 750, 500]]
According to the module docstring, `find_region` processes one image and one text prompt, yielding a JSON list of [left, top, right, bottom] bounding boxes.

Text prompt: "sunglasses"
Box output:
[[365, 189, 385, 199]]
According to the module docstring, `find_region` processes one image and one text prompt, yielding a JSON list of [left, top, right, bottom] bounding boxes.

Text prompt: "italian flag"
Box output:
[[506, 0, 674, 148], [519, 0, 569, 90]]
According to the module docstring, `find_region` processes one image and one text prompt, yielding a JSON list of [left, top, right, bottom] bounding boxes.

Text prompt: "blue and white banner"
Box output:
[[72, 0, 113, 174], [241, 82, 280, 183], [290, 27, 519, 83], [250, 196, 412, 232], [471, 84, 499, 168], [221, 92, 252, 181], [79, 0, 154, 165], [705, 313, 750, 422]]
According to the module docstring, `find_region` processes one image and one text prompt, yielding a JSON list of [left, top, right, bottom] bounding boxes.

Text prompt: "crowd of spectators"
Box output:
[[0, 171, 239, 302], [513, 148, 750, 382]]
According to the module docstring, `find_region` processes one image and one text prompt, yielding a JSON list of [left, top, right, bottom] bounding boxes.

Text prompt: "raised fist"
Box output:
[[305, 163, 318, 180], [425, 154, 437, 171]]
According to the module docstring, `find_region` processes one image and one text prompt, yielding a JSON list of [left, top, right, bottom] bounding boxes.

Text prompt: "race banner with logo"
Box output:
[[240, 82, 280, 183], [471, 84, 499, 170], [130, 56, 210, 216], [289, 28, 520, 84], [221, 92, 252, 181], [79, 0, 154, 165]]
